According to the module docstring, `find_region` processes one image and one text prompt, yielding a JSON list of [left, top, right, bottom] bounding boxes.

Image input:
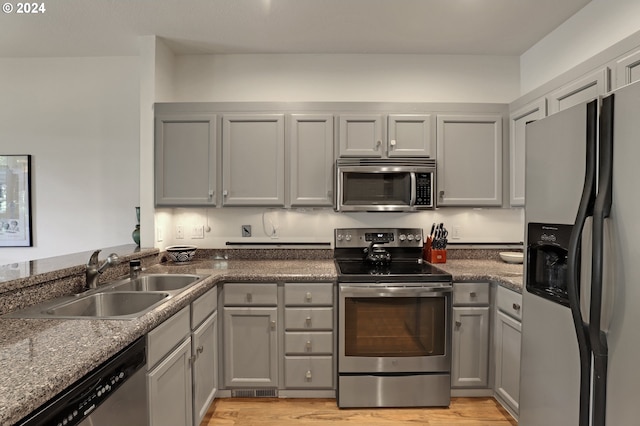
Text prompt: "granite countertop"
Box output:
[[0, 256, 521, 425]]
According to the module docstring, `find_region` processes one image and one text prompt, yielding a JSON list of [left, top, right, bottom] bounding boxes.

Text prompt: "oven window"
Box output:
[[342, 172, 411, 205], [344, 297, 446, 357]]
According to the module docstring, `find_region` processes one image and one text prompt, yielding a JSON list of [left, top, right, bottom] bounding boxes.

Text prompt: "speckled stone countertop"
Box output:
[[0, 252, 521, 425]]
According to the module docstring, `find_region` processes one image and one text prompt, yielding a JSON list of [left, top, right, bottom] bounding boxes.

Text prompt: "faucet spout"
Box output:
[[86, 250, 120, 289]]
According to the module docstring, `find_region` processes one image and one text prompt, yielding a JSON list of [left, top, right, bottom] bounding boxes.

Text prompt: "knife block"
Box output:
[[424, 237, 447, 263]]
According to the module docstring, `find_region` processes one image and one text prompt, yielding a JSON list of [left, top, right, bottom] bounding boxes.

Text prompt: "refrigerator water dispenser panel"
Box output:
[[526, 222, 573, 307]]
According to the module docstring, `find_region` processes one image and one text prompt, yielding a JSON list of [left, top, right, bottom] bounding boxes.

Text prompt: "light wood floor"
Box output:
[[200, 398, 517, 426]]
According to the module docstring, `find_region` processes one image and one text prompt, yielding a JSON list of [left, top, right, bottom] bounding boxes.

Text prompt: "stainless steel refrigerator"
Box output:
[[520, 80, 640, 426]]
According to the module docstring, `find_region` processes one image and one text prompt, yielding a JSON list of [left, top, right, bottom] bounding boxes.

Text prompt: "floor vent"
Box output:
[[231, 388, 278, 398]]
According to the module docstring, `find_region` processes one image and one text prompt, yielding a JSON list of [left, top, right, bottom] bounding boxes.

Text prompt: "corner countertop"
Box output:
[[0, 256, 521, 425]]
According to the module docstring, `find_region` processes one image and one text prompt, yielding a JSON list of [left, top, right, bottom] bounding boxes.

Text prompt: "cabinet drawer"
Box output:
[[285, 307, 333, 330], [284, 332, 333, 354], [223, 283, 277, 306], [453, 282, 490, 306], [147, 306, 190, 369], [284, 283, 333, 306], [284, 356, 333, 389], [191, 286, 217, 329], [497, 285, 523, 321]]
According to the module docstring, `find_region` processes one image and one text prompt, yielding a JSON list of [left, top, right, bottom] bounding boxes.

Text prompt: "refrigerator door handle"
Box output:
[[590, 93, 614, 426], [567, 98, 598, 426]]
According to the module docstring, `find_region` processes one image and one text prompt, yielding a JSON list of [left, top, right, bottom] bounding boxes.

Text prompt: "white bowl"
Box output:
[[499, 251, 524, 264], [166, 245, 197, 263]]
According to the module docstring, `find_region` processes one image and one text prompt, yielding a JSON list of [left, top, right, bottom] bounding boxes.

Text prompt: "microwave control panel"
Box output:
[[415, 173, 433, 206]]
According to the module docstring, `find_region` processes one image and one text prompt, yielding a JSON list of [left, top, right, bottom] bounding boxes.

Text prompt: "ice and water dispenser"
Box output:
[[526, 222, 573, 307]]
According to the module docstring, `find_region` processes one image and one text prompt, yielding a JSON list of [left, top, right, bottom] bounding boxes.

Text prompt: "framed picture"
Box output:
[[0, 155, 32, 247]]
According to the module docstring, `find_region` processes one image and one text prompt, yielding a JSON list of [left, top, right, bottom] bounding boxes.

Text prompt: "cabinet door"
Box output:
[[289, 114, 334, 207], [223, 307, 278, 388], [155, 114, 216, 206], [615, 49, 640, 89], [547, 67, 609, 114], [451, 307, 489, 388], [338, 114, 384, 157], [436, 115, 503, 206], [192, 311, 217, 426], [387, 114, 435, 157], [509, 99, 547, 206], [222, 114, 285, 206], [148, 338, 193, 426], [495, 310, 522, 415]]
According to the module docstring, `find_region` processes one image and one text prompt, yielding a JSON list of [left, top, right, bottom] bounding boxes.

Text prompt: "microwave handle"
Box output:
[[410, 172, 416, 206]]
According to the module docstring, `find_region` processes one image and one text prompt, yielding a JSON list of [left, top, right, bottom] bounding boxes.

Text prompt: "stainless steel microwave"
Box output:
[[335, 159, 436, 212]]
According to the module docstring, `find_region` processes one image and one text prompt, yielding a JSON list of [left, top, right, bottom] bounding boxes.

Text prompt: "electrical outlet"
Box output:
[[176, 225, 184, 239], [191, 225, 204, 239], [241, 225, 251, 237]]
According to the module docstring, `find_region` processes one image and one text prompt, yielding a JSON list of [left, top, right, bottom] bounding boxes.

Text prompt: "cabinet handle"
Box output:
[[389, 139, 397, 150], [455, 320, 462, 328], [305, 317, 312, 326], [270, 320, 276, 330], [306, 341, 312, 351], [197, 345, 204, 355], [223, 189, 228, 197], [305, 292, 312, 302], [375, 140, 382, 150], [246, 293, 252, 303], [513, 303, 521, 311], [439, 190, 445, 200], [305, 370, 312, 380], [470, 292, 477, 298], [208, 189, 214, 198], [190, 354, 197, 365]]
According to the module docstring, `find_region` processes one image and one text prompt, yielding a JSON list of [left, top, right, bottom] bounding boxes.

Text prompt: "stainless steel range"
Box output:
[[335, 227, 453, 408]]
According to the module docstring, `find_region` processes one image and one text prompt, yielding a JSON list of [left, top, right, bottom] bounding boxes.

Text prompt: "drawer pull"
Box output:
[[306, 370, 312, 380], [455, 320, 462, 328], [305, 317, 312, 326], [306, 341, 312, 351], [306, 292, 312, 302], [270, 320, 276, 330], [470, 292, 477, 298], [246, 293, 252, 303], [513, 303, 521, 311]]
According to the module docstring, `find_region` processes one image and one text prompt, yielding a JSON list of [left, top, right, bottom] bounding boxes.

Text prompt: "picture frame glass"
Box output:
[[0, 155, 32, 247]]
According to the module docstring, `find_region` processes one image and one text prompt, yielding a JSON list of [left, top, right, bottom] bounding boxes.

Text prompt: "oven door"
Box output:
[[338, 283, 452, 374]]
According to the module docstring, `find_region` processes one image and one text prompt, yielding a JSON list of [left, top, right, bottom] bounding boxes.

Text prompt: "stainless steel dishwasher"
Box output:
[[16, 337, 148, 426]]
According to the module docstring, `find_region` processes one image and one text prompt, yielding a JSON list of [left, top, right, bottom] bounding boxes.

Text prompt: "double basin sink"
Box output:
[[5, 274, 208, 320]]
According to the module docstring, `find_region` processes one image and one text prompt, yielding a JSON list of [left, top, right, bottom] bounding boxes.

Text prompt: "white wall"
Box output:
[[0, 57, 140, 263], [521, 0, 640, 94], [173, 54, 520, 103]]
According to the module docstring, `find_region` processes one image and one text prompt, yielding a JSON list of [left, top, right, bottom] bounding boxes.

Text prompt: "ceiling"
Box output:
[[0, 0, 592, 58]]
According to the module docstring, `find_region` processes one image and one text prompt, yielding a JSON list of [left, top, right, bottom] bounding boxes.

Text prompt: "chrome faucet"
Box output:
[[129, 259, 142, 279], [86, 250, 120, 289]]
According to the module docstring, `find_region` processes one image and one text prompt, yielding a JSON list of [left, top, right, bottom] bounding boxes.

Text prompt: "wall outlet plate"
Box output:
[[176, 225, 184, 239], [191, 225, 205, 239], [242, 225, 251, 237]]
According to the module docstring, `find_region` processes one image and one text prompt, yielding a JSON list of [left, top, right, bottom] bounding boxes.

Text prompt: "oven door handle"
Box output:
[[340, 285, 452, 298]]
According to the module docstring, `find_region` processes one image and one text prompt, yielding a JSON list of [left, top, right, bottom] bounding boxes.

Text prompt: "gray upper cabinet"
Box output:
[[615, 49, 640, 89], [289, 114, 334, 207], [155, 113, 217, 206], [547, 67, 609, 114], [338, 113, 435, 158], [509, 98, 547, 207], [222, 114, 285, 206], [387, 114, 435, 157], [436, 114, 503, 206], [338, 114, 384, 157]]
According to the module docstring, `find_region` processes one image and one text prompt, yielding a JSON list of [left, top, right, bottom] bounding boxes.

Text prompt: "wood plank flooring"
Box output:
[[200, 398, 517, 426]]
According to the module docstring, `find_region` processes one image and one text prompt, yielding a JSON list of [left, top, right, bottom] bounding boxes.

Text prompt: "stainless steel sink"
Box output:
[[105, 274, 204, 293], [44, 292, 170, 318]]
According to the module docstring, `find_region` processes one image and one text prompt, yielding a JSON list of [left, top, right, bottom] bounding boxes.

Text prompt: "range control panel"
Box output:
[[335, 228, 423, 249]]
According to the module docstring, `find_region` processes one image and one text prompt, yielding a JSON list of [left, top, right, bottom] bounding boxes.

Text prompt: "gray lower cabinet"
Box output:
[[289, 114, 334, 207], [436, 114, 503, 206], [451, 282, 490, 389], [283, 282, 334, 390], [494, 286, 522, 418], [147, 306, 193, 426], [191, 287, 218, 426], [223, 283, 279, 388], [222, 114, 285, 206], [154, 113, 217, 206]]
